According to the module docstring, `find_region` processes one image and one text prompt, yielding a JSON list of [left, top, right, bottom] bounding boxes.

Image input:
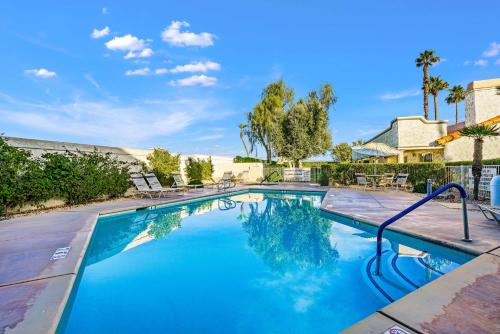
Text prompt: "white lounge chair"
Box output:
[[171, 173, 203, 191], [392, 173, 410, 190], [355, 173, 372, 191], [217, 171, 236, 191], [478, 205, 500, 225], [144, 173, 183, 197], [130, 174, 160, 198]]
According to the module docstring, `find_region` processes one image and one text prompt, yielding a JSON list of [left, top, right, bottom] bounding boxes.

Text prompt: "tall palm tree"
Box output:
[[238, 123, 250, 157], [445, 85, 466, 125], [415, 50, 440, 120], [459, 124, 499, 200], [428, 76, 449, 120]]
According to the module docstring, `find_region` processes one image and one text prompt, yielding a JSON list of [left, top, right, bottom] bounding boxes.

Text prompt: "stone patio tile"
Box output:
[[0, 274, 74, 334], [341, 312, 418, 334], [488, 246, 500, 257], [381, 253, 500, 334]]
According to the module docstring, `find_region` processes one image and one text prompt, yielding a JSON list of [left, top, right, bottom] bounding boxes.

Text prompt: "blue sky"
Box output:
[[1, 1, 499, 157]]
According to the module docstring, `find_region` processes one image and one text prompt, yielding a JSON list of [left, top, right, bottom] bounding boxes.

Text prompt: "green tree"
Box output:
[[274, 83, 336, 167], [238, 123, 250, 157], [351, 139, 364, 146], [247, 80, 294, 163], [445, 85, 466, 125], [185, 157, 213, 184], [459, 124, 499, 200], [332, 143, 352, 162], [428, 76, 449, 120], [416, 50, 440, 120], [146, 148, 180, 186]]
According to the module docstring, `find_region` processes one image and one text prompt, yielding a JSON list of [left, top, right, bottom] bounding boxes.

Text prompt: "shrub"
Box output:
[[234, 155, 264, 163], [185, 157, 213, 185], [146, 148, 180, 186], [445, 158, 500, 166]]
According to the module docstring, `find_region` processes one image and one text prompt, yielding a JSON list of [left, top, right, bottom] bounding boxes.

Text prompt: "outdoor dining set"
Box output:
[[355, 173, 410, 191]]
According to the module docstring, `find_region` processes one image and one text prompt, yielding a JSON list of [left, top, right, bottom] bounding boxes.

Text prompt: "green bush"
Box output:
[[146, 148, 180, 186], [0, 137, 132, 215], [233, 155, 264, 163], [185, 157, 213, 185], [445, 158, 500, 166], [320, 162, 446, 188]]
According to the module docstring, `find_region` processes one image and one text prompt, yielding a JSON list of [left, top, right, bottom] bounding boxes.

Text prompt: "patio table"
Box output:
[[366, 174, 384, 190]]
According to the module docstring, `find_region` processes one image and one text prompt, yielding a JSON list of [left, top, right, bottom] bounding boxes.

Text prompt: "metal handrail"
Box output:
[[260, 170, 281, 185], [375, 183, 470, 275]]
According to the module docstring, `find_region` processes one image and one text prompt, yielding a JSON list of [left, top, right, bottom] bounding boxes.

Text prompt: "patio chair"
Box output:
[[355, 173, 372, 191], [217, 171, 236, 191], [202, 177, 219, 189], [144, 173, 184, 196], [392, 173, 410, 190], [378, 173, 395, 189], [130, 174, 159, 198], [171, 173, 203, 191], [478, 205, 500, 225]]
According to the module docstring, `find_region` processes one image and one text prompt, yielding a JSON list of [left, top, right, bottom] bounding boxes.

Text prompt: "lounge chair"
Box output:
[[171, 173, 203, 191], [217, 171, 236, 191], [235, 170, 249, 183], [202, 178, 219, 189], [355, 173, 372, 191], [378, 173, 395, 189], [478, 205, 500, 225], [392, 173, 410, 191], [144, 173, 183, 196], [130, 174, 160, 198]]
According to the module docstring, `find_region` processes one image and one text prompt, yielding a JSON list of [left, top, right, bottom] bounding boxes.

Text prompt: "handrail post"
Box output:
[[375, 183, 471, 276]]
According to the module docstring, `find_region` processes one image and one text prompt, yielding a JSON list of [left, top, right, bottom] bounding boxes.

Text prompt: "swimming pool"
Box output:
[[59, 190, 474, 333]]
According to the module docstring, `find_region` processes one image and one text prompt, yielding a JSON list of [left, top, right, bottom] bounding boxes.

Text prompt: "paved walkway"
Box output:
[[1, 185, 499, 334]]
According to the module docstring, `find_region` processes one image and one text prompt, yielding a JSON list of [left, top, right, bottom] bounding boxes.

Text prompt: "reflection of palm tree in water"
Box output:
[[242, 196, 338, 272]]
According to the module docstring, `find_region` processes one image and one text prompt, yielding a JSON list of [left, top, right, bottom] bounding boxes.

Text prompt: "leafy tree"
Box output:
[[247, 80, 294, 163], [459, 124, 499, 200], [185, 157, 213, 184], [351, 139, 364, 146], [332, 143, 352, 162], [238, 123, 250, 157], [416, 50, 440, 119], [446, 85, 466, 125], [274, 83, 336, 167], [146, 148, 180, 186], [428, 76, 449, 120]]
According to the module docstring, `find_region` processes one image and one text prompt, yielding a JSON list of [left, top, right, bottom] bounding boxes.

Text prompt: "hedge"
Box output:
[[444, 158, 500, 166], [0, 137, 131, 215], [319, 162, 446, 191]]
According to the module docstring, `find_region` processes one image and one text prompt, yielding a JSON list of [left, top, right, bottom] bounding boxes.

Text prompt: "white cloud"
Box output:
[[474, 59, 488, 66], [0, 93, 228, 146], [161, 21, 215, 47], [125, 67, 151, 76], [155, 68, 168, 75], [170, 61, 221, 74], [91, 26, 110, 39], [25, 68, 57, 78], [105, 34, 146, 51], [102, 7, 108, 14], [380, 89, 420, 101], [124, 48, 154, 59], [169, 75, 217, 87], [482, 42, 500, 57], [84, 74, 100, 89], [495, 59, 500, 65], [464, 60, 471, 66]]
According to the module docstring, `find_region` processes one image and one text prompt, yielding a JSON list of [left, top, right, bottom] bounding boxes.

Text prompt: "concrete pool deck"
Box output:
[[1, 185, 499, 333]]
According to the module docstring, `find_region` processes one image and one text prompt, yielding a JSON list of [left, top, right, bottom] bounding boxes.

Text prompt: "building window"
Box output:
[[420, 152, 433, 162]]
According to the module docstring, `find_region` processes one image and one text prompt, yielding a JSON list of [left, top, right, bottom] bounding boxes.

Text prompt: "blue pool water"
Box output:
[[60, 190, 474, 333]]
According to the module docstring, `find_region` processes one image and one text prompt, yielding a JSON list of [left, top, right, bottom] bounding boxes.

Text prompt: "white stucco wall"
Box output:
[[465, 78, 500, 126], [443, 136, 500, 161], [396, 117, 447, 148]]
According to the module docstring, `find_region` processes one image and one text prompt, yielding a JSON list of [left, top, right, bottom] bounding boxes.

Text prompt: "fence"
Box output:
[[445, 165, 499, 200], [262, 167, 322, 184]]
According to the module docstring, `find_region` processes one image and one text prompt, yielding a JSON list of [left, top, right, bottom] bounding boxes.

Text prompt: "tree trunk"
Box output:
[[423, 66, 429, 119], [471, 138, 483, 200], [433, 94, 438, 120], [240, 133, 249, 157], [293, 160, 300, 168], [455, 100, 459, 125], [265, 144, 272, 164]]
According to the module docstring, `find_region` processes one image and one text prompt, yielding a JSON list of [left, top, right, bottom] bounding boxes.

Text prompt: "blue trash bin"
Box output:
[[491, 175, 500, 207]]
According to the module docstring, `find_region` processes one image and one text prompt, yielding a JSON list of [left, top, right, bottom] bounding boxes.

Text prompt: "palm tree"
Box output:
[[496, 86, 500, 95], [415, 50, 440, 120], [459, 124, 499, 200], [428, 76, 449, 120], [238, 123, 250, 157], [445, 85, 466, 125]]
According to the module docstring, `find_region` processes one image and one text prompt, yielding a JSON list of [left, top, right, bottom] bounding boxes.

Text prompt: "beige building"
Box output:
[[355, 78, 500, 163]]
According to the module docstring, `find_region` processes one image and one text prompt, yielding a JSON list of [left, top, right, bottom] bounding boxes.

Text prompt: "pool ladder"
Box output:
[[375, 183, 471, 276]]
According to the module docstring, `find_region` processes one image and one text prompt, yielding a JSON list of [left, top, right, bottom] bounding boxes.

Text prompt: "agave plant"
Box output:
[[428, 76, 449, 120], [459, 124, 499, 200], [416, 50, 440, 119], [446, 85, 466, 125]]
